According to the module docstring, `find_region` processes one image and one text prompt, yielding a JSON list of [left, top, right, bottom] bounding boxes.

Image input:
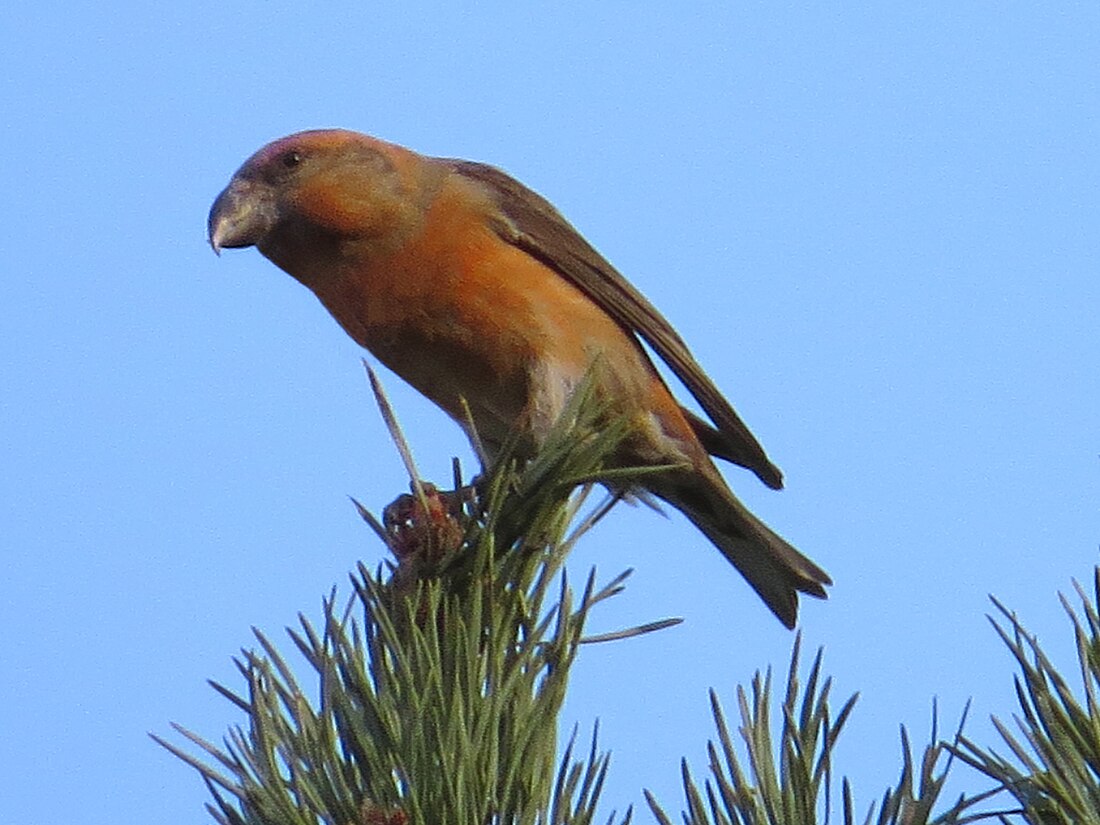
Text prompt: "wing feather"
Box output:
[[448, 159, 784, 489]]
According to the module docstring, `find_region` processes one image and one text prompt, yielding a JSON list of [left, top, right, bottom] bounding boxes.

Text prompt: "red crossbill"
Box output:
[[208, 129, 830, 626]]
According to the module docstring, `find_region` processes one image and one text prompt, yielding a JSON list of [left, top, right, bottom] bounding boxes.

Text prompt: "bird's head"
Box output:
[[208, 129, 429, 261]]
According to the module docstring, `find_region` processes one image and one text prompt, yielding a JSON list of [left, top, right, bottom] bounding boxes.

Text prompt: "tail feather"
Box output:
[[652, 471, 830, 628], [680, 406, 785, 490]]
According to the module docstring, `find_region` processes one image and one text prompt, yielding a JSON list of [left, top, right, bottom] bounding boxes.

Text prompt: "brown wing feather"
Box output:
[[447, 159, 784, 490]]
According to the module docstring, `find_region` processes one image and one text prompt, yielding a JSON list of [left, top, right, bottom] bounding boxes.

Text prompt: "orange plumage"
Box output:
[[208, 129, 830, 626]]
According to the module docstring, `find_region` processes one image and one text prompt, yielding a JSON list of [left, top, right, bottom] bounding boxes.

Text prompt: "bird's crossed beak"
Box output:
[[208, 178, 278, 255]]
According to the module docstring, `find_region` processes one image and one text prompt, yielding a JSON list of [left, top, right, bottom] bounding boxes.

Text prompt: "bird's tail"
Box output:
[[652, 470, 831, 628]]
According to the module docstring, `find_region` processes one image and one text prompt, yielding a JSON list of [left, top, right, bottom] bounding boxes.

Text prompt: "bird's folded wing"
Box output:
[[447, 159, 783, 490]]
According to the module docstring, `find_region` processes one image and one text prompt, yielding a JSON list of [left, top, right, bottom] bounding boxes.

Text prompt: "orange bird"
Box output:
[[208, 129, 830, 626]]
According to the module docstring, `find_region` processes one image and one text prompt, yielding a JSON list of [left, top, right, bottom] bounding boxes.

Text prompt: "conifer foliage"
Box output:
[[156, 372, 647, 825], [158, 370, 1100, 824]]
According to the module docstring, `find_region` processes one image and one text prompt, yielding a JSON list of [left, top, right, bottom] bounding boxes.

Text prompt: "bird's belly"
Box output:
[[311, 223, 659, 455]]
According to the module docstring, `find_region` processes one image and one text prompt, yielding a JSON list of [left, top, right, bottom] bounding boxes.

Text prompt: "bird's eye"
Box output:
[[282, 150, 302, 169]]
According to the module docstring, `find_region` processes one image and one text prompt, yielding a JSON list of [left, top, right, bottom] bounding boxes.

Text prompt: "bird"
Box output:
[[208, 128, 830, 627]]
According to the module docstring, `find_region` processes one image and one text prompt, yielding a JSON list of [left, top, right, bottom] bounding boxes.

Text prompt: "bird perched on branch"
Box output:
[[208, 129, 830, 626]]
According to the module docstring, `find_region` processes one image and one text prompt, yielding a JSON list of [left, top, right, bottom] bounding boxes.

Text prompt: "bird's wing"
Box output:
[[448, 159, 783, 490]]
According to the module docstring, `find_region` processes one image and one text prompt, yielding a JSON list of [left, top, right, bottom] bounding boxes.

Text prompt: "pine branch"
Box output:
[[949, 568, 1100, 824], [155, 371, 664, 825], [645, 636, 982, 825]]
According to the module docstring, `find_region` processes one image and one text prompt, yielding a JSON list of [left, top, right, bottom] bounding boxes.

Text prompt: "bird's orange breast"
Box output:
[[304, 172, 641, 441]]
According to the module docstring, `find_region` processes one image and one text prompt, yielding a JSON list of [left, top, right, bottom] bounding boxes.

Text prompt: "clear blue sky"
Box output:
[[2, 3, 1097, 820]]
